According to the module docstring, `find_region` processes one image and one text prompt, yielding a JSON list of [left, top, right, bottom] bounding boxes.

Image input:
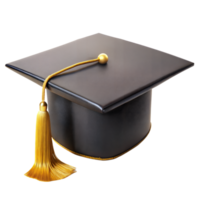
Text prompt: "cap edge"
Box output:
[[5, 61, 194, 114]]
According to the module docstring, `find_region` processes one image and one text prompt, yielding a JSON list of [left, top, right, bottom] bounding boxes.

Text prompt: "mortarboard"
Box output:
[[5, 33, 194, 181]]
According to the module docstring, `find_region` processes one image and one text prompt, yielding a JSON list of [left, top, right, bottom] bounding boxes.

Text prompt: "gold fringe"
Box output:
[[25, 109, 75, 181]]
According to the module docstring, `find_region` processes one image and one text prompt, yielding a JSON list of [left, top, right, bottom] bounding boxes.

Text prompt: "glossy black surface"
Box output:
[[5, 34, 194, 158], [6, 34, 194, 113], [47, 90, 152, 158]]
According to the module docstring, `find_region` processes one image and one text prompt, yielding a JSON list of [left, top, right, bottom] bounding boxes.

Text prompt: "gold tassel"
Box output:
[[25, 54, 108, 181], [25, 102, 75, 181]]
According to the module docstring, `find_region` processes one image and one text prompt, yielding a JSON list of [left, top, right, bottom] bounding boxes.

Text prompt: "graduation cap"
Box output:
[[5, 33, 194, 181]]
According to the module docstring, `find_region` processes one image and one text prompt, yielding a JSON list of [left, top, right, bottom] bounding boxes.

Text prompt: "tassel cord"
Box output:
[[25, 54, 108, 181], [41, 58, 99, 102]]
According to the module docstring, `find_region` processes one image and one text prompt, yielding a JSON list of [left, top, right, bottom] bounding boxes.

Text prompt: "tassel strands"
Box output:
[[25, 102, 75, 181]]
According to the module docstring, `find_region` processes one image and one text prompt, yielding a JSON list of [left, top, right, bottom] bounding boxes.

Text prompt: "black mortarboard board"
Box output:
[[6, 33, 194, 181]]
